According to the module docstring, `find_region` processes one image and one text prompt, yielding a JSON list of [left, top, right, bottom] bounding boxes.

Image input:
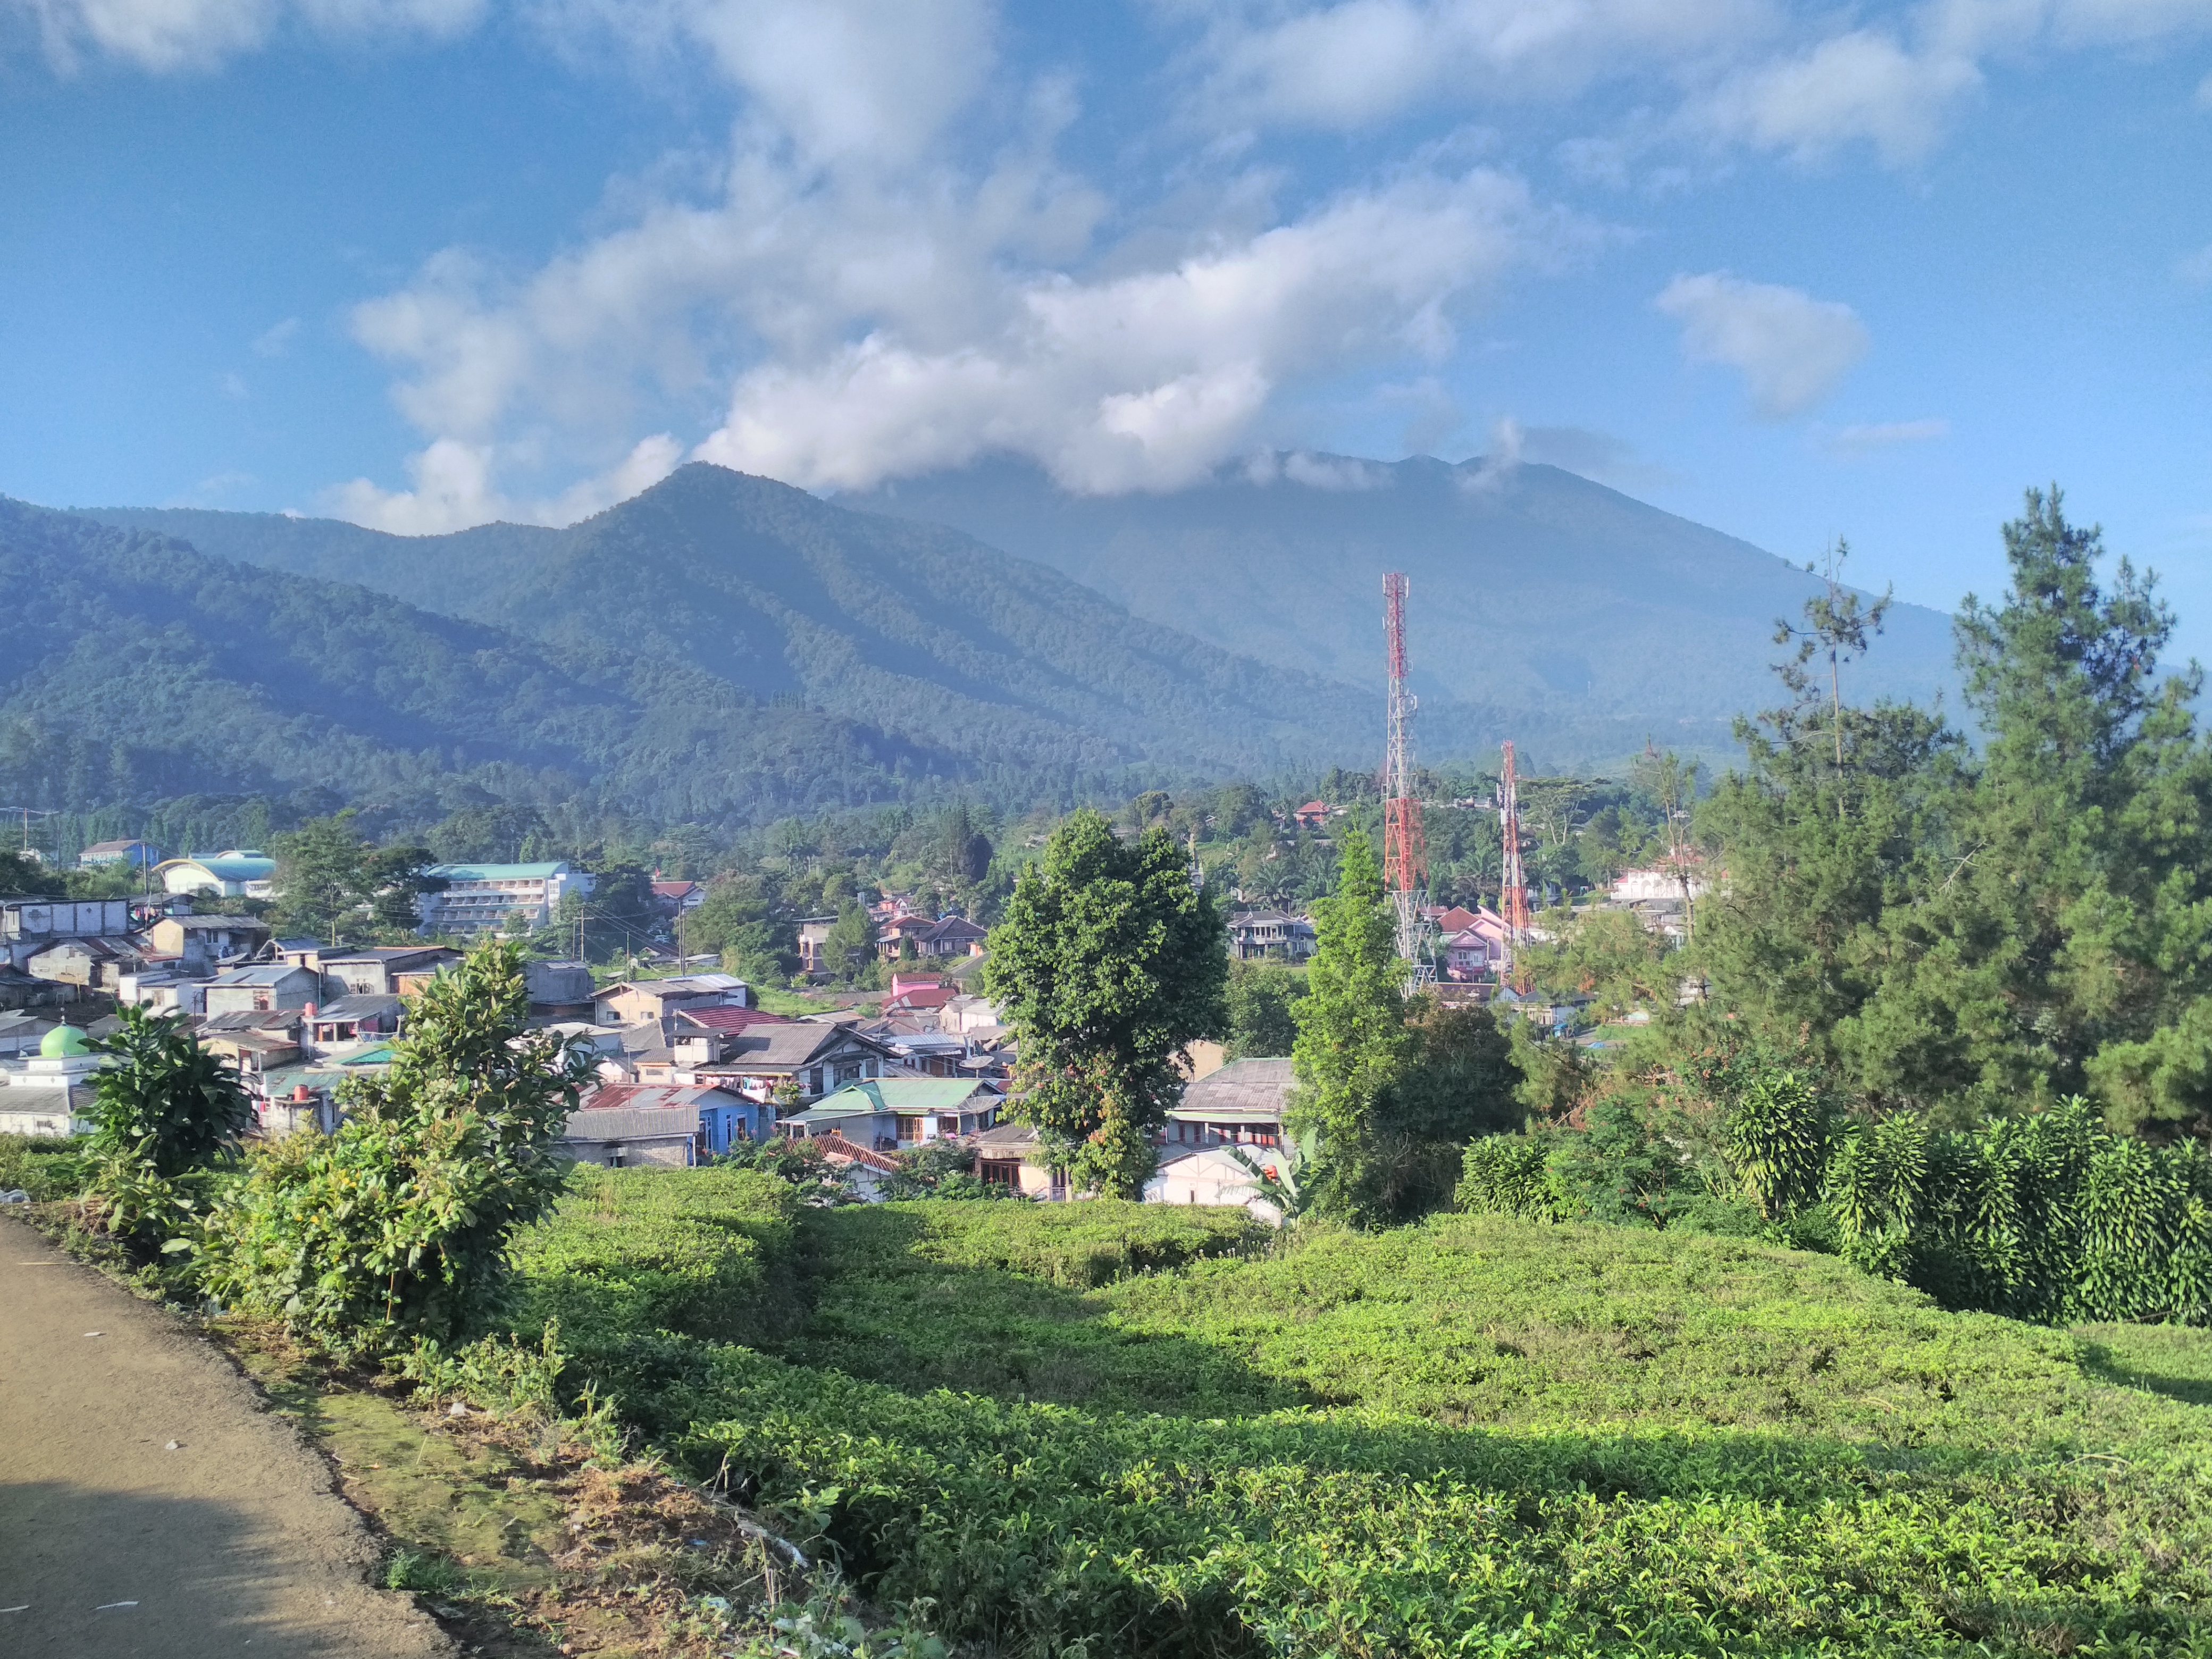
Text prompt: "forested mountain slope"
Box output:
[[0, 497, 948, 822], [841, 453, 1958, 734], [83, 466, 1674, 771]]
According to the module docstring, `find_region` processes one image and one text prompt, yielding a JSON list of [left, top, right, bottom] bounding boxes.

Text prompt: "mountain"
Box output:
[[837, 454, 1958, 739], [84, 465, 1585, 784], [0, 495, 957, 823]]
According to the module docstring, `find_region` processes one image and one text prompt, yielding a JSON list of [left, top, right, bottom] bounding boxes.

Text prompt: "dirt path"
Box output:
[[0, 1223, 455, 1657]]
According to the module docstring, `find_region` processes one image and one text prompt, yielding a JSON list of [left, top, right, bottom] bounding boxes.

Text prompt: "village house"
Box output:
[[974, 1120, 1066, 1200], [576, 1080, 773, 1154], [649, 879, 705, 917], [557, 1105, 702, 1168], [916, 916, 988, 959], [24, 934, 136, 988], [317, 945, 465, 998], [1435, 905, 1510, 983], [778, 1076, 1000, 1151], [303, 994, 403, 1054], [148, 914, 271, 968], [418, 861, 591, 934], [202, 963, 321, 1017], [690, 1021, 895, 1107], [1611, 857, 1712, 905], [154, 851, 276, 899], [1228, 910, 1318, 962], [795, 917, 836, 977], [594, 973, 752, 1028], [1159, 1057, 1292, 1150], [2, 896, 135, 973]]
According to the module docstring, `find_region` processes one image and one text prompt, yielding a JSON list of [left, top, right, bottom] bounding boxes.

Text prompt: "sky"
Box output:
[[2, 0, 2209, 650]]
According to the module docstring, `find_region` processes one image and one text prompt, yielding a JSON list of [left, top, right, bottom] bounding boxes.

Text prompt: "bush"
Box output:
[[201, 941, 594, 1357], [0, 1133, 91, 1201]]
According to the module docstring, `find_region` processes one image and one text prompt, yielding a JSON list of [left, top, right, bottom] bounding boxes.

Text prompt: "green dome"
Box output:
[[40, 1024, 90, 1059]]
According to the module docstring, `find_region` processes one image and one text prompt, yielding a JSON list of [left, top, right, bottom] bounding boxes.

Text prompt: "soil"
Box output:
[[0, 1222, 455, 1657]]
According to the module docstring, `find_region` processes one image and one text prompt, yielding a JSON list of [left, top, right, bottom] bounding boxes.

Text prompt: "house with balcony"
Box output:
[[418, 862, 591, 934]]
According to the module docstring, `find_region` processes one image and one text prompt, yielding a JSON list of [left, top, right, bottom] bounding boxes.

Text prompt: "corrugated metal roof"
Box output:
[[429, 862, 569, 880], [560, 1107, 702, 1142], [817, 1077, 992, 1112], [1176, 1058, 1294, 1118]]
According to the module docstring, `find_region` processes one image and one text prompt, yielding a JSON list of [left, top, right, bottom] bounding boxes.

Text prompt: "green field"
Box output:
[[511, 1169, 2212, 1657]]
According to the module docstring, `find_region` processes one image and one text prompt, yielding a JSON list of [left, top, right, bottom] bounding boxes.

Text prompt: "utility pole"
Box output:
[[1381, 574, 1432, 991], [0, 806, 61, 872]]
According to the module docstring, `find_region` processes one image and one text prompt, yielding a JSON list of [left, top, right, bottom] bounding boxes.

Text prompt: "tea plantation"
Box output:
[[509, 1169, 2212, 1658]]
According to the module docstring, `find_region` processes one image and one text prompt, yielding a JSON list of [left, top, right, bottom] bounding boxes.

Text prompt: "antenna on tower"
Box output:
[[1382, 574, 1432, 991], [1496, 741, 1530, 983]]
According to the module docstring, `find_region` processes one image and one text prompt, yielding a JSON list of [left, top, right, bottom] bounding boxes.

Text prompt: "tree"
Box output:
[[984, 808, 1228, 1198], [1288, 830, 1416, 1224], [89, 1006, 254, 1178], [203, 941, 594, 1356], [688, 875, 791, 984], [362, 845, 446, 935], [1226, 960, 1306, 1059], [271, 811, 372, 943], [822, 898, 877, 982]]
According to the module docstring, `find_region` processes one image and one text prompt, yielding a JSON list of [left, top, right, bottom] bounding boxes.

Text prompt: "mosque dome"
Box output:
[[40, 1024, 91, 1059]]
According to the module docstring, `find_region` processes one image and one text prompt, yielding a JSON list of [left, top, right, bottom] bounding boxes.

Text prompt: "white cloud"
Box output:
[[1824, 416, 1951, 453], [250, 317, 299, 357], [692, 167, 1576, 493], [1696, 27, 1982, 164], [326, 432, 681, 534], [1655, 271, 1869, 418], [12, 0, 481, 71]]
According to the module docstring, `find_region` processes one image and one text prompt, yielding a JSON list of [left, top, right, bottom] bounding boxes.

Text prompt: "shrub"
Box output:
[[87, 1005, 255, 1177], [1454, 1133, 1558, 1221], [200, 941, 594, 1357]]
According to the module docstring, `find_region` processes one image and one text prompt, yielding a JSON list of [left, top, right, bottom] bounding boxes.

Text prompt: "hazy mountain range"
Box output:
[[1, 456, 1958, 828]]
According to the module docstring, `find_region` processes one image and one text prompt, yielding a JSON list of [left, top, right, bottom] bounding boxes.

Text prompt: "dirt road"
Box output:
[[0, 1224, 454, 1657]]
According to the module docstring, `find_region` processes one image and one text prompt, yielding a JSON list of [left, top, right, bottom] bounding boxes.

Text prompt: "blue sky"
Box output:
[[3, 1, 2208, 652]]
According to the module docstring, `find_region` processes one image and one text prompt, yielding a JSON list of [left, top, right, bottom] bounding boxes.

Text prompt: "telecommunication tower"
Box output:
[[1496, 741, 1531, 977], [1381, 574, 1432, 985]]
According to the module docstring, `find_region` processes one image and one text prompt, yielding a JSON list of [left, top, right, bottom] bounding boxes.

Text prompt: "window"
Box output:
[[896, 1115, 922, 1143]]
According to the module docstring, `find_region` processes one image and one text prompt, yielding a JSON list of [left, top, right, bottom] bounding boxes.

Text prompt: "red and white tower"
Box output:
[[1497, 740, 1531, 978], [1382, 574, 1431, 982]]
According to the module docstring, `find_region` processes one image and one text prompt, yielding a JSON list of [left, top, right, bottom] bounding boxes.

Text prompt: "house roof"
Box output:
[[200, 1009, 301, 1032], [1176, 1057, 1295, 1120], [817, 1077, 993, 1114], [160, 852, 276, 882], [976, 1120, 1039, 1151], [322, 946, 460, 966], [650, 881, 699, 899], [814, 1132, 902, 1172], [311, 994, 401, 1022], [83, 839, 156, 854], [207, 965, 313, 987], [559, 1106, 702, 1143], [780, 1100, 888, 1126], [697, 1024, 892, 1074], [584, 1082, 751, 1113], [163, 915, 265, 932], [883, 985, 957, 1012], [674, 1006, 796, 1035], [598, 974, 748, 1002], [923, 916, 988, 940]]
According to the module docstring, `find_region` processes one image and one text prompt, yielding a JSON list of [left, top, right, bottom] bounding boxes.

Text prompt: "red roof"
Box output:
[[816, 1132, 902, 1174], [650, 881, 698, 900], [583, 1082, 747, 1112], [884, 985, 958, 1012], [675, 1006, 797, 1034]]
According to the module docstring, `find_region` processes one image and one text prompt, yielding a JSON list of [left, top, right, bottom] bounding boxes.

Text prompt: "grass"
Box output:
[[498, 1182, 2212, 1657]]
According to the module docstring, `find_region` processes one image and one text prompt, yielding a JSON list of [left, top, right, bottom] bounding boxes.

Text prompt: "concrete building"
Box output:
[[155, 851, 277, 900], [418, 862, 591, 934], [202, 964, 321, 1017], [2, 896, 134, 971], [0, 1024, 106, 1138], [79, 839, 162, 869]]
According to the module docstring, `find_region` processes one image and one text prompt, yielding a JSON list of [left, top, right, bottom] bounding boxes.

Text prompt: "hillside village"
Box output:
[[0, 812, 1706, 1212]]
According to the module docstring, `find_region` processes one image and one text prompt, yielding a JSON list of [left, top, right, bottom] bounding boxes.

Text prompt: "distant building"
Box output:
[[1161, 1057, 1292, 1150], [691, 1021, 895, 1106], [574, 1080, 773, 1155], [202, 964, 321, 1018], [649, 880, 705, 915], [148, 914, 271, 968], [1611, 859, 1712, 905], [780, 1077, 1001, 1151], [1228, 910, 1317, 962], [155, 851, 276, 900], [916, 916, 988, 959], [557, 1105, 702, 1168], [1292, 800, 1333, 829], [418, 862, 591, 934], [795, 917, 836, 978], [594, 973, 752, 1028], [79, 839, 161, 869], [1438, 906, 1510, 983], [0, 1023, 105, 1138], [318, 945, 465, 998]]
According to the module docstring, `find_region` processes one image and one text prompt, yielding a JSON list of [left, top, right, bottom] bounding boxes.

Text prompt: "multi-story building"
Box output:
[[419, 862, 592, 934]]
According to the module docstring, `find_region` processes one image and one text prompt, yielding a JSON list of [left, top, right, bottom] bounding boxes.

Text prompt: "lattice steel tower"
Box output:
[[1497, 740, 1531, 979], [1382, 574, 1432, 985]]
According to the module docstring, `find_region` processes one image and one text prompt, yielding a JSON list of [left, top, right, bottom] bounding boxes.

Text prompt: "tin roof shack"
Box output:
[[317, 946, 465, 999], [203, 964, 321, 1018], [0, 1023, 107, 1138], [25, 935, 135, 988], [148, 915, 272, 970], [558, 1105, 701, 1168]]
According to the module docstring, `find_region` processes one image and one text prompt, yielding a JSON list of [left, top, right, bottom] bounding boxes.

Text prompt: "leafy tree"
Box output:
[[362, 844, 446, 935], [0, 848, 41, 896], [1225, 960, 1305, 1059], [688, 875, 791, 983], [89, 1005, 254, 1178], [271, 811, 372, 943], [203, 941, 594, 1357], [1288, 830, 1415, 1224], [822, 898, 877, 982], [985, 808, 1228, 1199]]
